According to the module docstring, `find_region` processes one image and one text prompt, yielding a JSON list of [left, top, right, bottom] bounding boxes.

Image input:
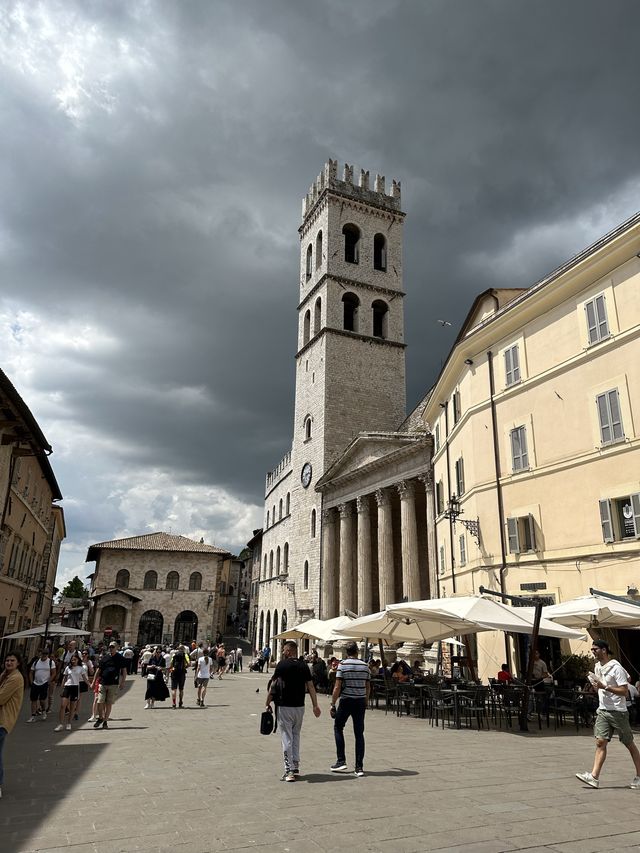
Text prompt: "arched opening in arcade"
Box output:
[[174, 610, 198, 645], [137, 610, 164, 647]]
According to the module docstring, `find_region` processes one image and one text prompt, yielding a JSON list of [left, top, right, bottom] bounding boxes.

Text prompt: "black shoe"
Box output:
[[74, 714, 79, 721], [179, 701, 183, 708], [330, 761, 347, 772], [93, 718, 103, 729], [293, 768, 300, 777], [102, 720, 108, 729], [354, 768, 365, 777]]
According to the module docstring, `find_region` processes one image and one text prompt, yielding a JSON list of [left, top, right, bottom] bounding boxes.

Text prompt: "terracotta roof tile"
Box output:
[[86, 532, 230, 558]]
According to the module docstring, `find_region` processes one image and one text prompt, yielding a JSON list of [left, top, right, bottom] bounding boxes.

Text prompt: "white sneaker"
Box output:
[[576, 771, 599, 788], [630, 776, 640, 789], [27, 716, 36, 723], [88, 715, 95, 722], [54, 724, 63, 731], [144, 702, 150, 709], [41, 712, 47, 721], [65, 724, 71, 731]]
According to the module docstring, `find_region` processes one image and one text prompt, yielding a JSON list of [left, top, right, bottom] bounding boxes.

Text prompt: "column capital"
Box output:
[[322, 507, 337, 525], [338, 502, 354, 519], [356, 495, 370, 515], [374, 488, 391, 507], [397, 479, 415, 500], [418, 471, 434, 489]]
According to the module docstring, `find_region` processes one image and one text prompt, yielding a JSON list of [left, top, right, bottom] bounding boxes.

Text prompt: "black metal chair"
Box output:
[[428, 687, 456, 728], [459, 687, 490, 730]]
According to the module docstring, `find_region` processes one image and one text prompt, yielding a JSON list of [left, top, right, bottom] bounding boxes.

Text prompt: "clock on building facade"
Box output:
[[301, 462, 312, 488]]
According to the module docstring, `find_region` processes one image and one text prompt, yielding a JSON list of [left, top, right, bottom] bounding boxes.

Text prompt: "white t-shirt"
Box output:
[[197, 657, 213, 679], [123, 648, 134, 659], [595, 659, 629, 712], [31, 658, 55, 686], [163, 652, 172, 669], [142, 650, 153, 664], [64, 665, 87, 688]]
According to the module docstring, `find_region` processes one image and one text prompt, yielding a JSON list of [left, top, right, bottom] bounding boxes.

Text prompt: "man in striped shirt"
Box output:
[[330, 642, 370, 777]]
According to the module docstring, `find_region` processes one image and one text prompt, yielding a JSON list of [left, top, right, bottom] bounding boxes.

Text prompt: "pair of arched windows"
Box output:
[[302, 296, 322, 346], [342, 225, 387, 271], [342, 293, 389, 338], [305, 231, 323, 281]]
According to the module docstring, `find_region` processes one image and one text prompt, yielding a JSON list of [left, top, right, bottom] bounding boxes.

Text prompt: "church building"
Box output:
[[256, 161, 436, 652]]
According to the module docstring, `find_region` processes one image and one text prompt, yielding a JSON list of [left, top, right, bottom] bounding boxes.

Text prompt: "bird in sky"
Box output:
[[437, 319, 452, 326]]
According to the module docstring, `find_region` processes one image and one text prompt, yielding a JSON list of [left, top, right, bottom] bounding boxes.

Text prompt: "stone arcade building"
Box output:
[[86, 532, 231, 646], [257, 161, 437, 652]]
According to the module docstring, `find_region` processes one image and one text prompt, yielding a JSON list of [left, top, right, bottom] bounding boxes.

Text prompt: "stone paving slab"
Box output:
[[2, 671, 640, 852]]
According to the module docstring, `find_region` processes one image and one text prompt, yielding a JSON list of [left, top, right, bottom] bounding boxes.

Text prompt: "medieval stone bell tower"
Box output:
[[289, 159, 407, 615]]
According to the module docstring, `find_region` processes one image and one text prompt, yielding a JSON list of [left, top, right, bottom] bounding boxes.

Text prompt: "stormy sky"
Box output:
[[2, 0, 639, 589]]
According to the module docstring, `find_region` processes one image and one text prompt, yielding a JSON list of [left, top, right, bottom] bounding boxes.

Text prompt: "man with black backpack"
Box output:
[[169, 645, 191, 708], [265, 640, 321, 782]]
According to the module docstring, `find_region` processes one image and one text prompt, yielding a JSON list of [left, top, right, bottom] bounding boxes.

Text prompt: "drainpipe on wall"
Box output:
[[487, 350, 510, 668], [443, 401, 456, 594]]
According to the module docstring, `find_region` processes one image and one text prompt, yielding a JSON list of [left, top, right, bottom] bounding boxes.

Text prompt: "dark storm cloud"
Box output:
[[1, 0, 640, 564]]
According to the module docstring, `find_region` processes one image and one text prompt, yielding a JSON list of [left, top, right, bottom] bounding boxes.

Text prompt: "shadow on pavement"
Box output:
[[303, 768, 419, 783]]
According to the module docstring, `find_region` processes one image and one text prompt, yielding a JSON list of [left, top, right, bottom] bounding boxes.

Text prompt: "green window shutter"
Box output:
[[599, 499, 614, 543]]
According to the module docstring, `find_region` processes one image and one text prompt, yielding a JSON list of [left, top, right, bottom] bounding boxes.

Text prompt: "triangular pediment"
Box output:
[[316, 432, 428, 489]]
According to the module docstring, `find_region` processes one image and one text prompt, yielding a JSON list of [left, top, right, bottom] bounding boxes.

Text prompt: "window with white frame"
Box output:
[[596, 389, 624, 445], [455, 457, 465, 496], [452, 390, 461, 424], [504, 344, 521, 387], [599, 493, 640, 543], [585, 293, 610, 345], [510, 425, 529, 472], [506, 515, 536, 553], [436, 480, 444, 515], [439, 544, 446, 574], [459, 534, 467, 567], [434, 422, 440, 452]]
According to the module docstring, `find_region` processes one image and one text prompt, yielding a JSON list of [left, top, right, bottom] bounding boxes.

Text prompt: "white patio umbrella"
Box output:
[[334, 610, 464, 647], [387, 596, 586, 641], [2, 624, 90, 640], [273, 615, 356, 643], [542, 593, 640, 629]]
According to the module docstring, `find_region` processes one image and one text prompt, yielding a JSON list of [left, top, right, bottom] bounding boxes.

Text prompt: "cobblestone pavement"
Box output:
[[2, 670, 640, 853]]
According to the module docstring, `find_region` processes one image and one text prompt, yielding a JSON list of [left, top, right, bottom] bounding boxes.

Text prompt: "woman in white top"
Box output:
[[54, 653, 89, 732], [195, 653, 213, 707]]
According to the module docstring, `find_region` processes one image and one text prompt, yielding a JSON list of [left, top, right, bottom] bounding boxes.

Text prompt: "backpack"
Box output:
[[270, 675, 286, 707], [172, 651, 186, 672]]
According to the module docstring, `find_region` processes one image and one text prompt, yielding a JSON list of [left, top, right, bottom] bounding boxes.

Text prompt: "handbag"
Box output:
[[260, 707, 275, 735], [147, 673, 156, 681]]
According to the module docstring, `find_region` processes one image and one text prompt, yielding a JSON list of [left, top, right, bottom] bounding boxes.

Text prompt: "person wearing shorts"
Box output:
[[54, 653, 89, 732], [195, 653, 213, 707], [93, 642, 127, 729], [28, 650, 55, 722], [170, 646, 190, 708], [576, 639, 640, 789]]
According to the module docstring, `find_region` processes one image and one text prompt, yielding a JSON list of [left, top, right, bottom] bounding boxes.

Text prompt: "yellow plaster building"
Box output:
[[426, 212, 640, 682]]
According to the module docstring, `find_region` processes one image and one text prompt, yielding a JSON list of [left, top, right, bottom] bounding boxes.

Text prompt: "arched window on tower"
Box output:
[[303, 560, 309, 590], [305, 244, 313, 281], [279, 498, 283, 520], [342, 224, 360, 264], [303, 309, 311, 345], [286, 493, 290, 515], [372, 299, 389, 339], [314, 297, 321, 336], [304, 415, 312, 441], [283, 542, 289, 573], [342, 292, 360, 333], [269, 550, 274, 578], [373, 233, 387, 271], [276, 546, 281, 574], [263, 555, 267, 579], [315, 231, 323, 270], [311, 509, 316, 538]]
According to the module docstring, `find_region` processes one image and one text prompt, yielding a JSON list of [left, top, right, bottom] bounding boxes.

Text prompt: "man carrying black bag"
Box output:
[[265, 641, 321, 782]]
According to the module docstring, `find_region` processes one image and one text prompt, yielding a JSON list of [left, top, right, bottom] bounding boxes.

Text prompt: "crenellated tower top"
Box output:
[[301, 159, 402, 220]]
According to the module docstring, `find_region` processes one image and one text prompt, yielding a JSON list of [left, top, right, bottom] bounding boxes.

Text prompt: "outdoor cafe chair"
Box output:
[[427, 686, 456, 729], [550, 687, 581, 731], [458, 687, 490, 730]]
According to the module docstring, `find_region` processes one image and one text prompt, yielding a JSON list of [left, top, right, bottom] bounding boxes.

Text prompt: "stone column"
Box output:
[[338, 502, 355, 614], [356, 495, 372, 616], [375, 488, 395, 607], [321, 508, 338, 619], [123, 606, 133, 644], [397, 480, 420, 602], [419, 472, 439, 601]]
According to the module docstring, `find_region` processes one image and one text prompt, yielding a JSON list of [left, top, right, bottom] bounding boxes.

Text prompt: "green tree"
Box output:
[[61, 576, 87, 599]]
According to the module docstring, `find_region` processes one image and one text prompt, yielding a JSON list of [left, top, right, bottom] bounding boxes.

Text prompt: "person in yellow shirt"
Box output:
[[0, 651, 25, 798]]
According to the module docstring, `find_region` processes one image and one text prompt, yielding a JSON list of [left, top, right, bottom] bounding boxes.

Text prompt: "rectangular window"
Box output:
[[510, 426, 529, 472], [434, 422, 440, 452], [8, 611, 17, 629], [596, 389, 624, 445], [459, 534, 467, 567], [585, 294, 610, 345], [504, 344, 521, 387], [455, 458, 465, 496], [452, 390, 461, 424], [439, 544, 446, 574], [507, 515, 536, 554], [436, 480, 444, 515], [600, 494, 640, 542]]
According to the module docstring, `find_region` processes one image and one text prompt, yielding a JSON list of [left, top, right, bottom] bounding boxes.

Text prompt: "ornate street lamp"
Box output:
[[443, 493, 481, 546]]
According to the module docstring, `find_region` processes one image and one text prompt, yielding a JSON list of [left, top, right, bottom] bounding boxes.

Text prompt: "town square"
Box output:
[[1, 2, 640, 852]]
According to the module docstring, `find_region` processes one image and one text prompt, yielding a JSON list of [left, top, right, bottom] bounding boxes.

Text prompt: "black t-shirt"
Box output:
[[272, 658, 313, 707], [99, 652, 126, 685]]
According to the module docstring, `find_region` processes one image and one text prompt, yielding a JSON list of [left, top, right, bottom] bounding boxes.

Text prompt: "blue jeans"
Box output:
[[0, 727, 7, 786], [334, 697, 366, 769]]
